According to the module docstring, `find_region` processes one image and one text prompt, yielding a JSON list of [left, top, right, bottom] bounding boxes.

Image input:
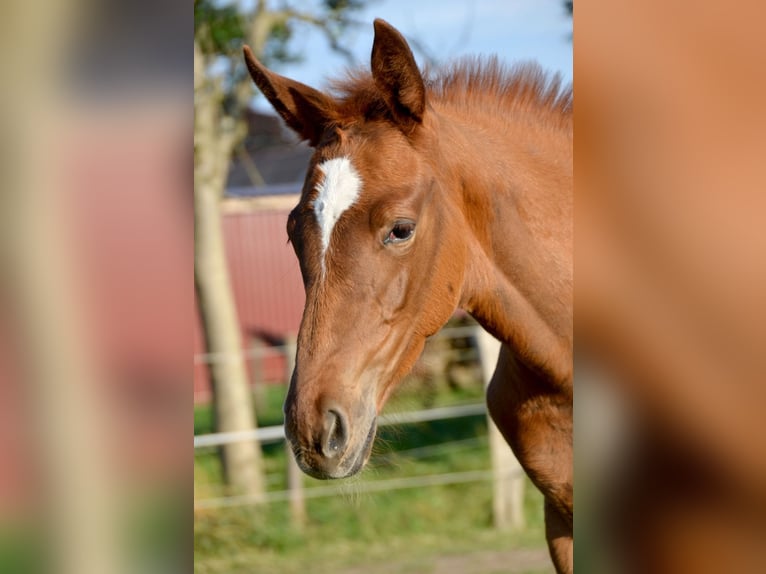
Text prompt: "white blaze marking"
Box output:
[[312, 156, 362, 269]]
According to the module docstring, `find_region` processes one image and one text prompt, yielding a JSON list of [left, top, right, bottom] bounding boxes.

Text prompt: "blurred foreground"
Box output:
[[577, 1, 766, 572], [0, 0, 190, 573]]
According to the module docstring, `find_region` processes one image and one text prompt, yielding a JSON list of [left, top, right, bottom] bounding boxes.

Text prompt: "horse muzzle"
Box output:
[[284, 400, 377, 479]]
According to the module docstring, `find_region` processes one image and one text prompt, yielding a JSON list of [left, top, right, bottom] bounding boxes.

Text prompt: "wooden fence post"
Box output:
[[475, 326, 526, 530], [284, 335, 306, 528]]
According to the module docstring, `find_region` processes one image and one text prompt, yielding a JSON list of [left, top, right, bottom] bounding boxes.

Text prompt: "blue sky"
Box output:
[[251, 0, 572, 111]]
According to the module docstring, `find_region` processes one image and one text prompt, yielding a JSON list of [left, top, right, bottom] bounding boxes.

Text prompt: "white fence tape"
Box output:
[[193, 403, 487, 448], [194, 467, 523, 510]]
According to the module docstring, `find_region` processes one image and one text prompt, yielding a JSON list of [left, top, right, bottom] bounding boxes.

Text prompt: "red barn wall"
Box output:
[[194, 206, 305, 404]]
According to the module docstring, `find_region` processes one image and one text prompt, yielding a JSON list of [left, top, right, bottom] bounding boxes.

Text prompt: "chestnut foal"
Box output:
[[244, 19, 572, 573]]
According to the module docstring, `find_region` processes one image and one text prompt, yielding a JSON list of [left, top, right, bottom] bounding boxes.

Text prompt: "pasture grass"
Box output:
[[194, 383, 548, 573]]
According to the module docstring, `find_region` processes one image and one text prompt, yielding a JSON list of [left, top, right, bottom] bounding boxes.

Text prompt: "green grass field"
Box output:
[[194, 383, 549, 574]]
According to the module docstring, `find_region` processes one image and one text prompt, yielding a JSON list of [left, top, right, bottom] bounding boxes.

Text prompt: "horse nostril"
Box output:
[[321, 409, 348, 459]]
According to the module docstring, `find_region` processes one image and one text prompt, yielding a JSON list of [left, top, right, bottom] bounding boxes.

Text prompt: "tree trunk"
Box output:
[[194, 48, 265, 494], [195, 176, 265, 497]]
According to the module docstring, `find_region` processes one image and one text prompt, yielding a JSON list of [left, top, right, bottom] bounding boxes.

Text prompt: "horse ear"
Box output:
[[243, 46, 336, 146], [371, 19, 426, 131]]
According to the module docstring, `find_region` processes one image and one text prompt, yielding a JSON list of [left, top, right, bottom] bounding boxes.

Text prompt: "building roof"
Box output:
[[226, 109, 312, 192]]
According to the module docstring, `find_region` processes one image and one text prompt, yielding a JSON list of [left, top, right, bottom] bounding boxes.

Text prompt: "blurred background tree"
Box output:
[[194, 0, 367, 497]]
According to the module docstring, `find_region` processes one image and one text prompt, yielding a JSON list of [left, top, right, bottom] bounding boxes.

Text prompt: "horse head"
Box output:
[[244, 20, 466, 478]]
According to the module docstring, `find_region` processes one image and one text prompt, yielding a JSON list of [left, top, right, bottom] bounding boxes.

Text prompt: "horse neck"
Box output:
[[430, 107, 573, 382]]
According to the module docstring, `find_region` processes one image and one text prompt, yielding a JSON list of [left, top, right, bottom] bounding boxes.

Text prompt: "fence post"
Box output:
[[475, 326, 526, 530], [284, 335, 306, 528]]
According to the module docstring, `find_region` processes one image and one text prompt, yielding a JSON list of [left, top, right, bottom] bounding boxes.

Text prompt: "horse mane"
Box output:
[[329, 55, 572, 131]]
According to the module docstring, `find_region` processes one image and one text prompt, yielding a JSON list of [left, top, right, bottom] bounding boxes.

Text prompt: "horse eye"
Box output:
[[385, 221, 416, 244]]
